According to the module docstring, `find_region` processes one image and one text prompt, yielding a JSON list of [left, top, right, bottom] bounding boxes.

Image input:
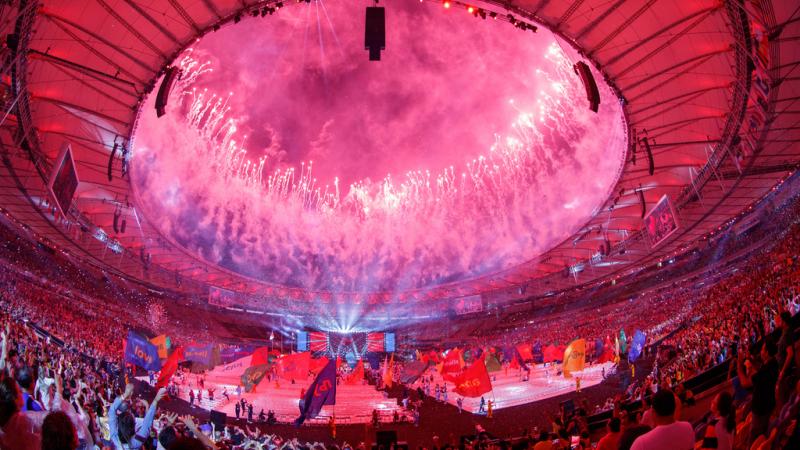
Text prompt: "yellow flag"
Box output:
[[562, 339, 586, 378], [383, 353, 394, 388], [149, 335, 170, 359]]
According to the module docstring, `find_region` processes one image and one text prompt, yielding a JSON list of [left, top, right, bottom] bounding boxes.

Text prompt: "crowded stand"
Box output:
[[0, 185, 798, 449]]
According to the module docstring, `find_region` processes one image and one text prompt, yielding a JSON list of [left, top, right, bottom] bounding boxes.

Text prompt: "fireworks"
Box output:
[[131, 2, 626, 294]]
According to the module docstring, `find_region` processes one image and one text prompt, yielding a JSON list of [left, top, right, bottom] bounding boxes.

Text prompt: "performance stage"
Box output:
[[418, 361, 617, 414], [142, 361, 615, 423]]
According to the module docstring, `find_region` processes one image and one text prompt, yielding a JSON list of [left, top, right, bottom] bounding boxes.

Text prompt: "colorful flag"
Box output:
[[598, 347, 615, 363], [124, 331, 161, 372], [278, 352, 311, 381], [383, 353, 394, 388], [251, 347, 278, 367], [206, 354, 252, 385], [296, 359, 336, 425], [241, 364, 270, 392], [365, 353, 381, 370], [628, 330, 646, 363], [345, 360, 364, 385], [619, 329, 627, 354], [453, 359, 493, 398], [185, 344, 214, 366], [532, 342, 544, 364], [562, 339, 586, 378], [149, 335, 171, 359], [485, 354, 502, 373], [156, 347, 183, 389]]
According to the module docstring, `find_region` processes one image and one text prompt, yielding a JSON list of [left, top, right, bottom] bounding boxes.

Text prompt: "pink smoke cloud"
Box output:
[[130, 0, 626, 294]]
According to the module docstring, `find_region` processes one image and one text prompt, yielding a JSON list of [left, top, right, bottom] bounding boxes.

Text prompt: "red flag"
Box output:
[[509, 355, 520, 370], [453, 359, 492, 398], [277, 352, 311, 381], [442, 371, 461, 383], [156, 347, 184, 390], [516, 343, 533, 361], [251, 347, 271, 366], [440, 348, 464, 374], [543, 344, 559, 363], [598, 348, 615, 363], [345, 360, 364, 385]]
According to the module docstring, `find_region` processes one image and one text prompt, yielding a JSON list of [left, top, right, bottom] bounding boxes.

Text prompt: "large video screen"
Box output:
[[48, 144, 79, 216], [298, 331, 396, 354], [384, 332, 396, 352], [453, 294, 483, 315], [644, 195, 679, 248], [208, 286, 237, 307], [296, 331, 309, 351]]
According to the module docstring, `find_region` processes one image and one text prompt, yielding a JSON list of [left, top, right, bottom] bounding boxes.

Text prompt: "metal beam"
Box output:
[[575, 0, 625, 41], [626, 49, 728, 101], [122, 0, 182, 45], [200, 0, 223, 19], [27, 50, 140, 96], [31, 94, 129, 127], [630, 84, 729, 116], [169, 0, 202, 32], [94, 0, 167, 60], [617, 16, 719, 79], [557, 0, 585, 28], [606, 5, 718, 67], [38, 15, 150, 85], [590, 0, 658, 56]]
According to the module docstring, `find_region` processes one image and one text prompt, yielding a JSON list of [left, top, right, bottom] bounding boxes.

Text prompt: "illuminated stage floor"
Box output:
[[141, 361, 615, 423], [417, 362, 617, 413], [143, 373, 410, 425]]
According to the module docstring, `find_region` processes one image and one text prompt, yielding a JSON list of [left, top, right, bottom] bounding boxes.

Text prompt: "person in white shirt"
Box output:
[[631, 389, 695, 450]]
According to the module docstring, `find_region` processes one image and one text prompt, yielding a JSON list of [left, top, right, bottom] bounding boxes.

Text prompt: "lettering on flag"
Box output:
[[562, 339, 586, 379], [124, 331, 161, 372], [453, 359, 492, 398], [296, 359, 337, 425]]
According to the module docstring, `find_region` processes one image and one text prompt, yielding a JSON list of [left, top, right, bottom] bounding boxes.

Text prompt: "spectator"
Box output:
[[630, 389, 693, 450], [737, 338, 779, 445], [596, 417, 621, 450], [41, 411, 79, 450], [109, 384, 167, 449], [698, 391, 734, 450]]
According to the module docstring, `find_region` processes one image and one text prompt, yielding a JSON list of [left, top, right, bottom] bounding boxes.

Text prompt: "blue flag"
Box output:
[[628, 330, 646, 362], [532, 342, 543, 364], [185, 344, 214, 366], [296, 359, 336, 425], [366, 353, 381, 370], [124, 331, 161, 371], [502, 346, 515, 363]]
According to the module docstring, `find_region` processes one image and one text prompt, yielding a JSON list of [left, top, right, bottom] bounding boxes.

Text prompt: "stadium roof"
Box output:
[[0, 0, 798, 310]]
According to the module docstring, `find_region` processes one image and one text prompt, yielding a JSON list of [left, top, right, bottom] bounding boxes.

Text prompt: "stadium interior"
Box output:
[[0, 1, 799, 450]]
